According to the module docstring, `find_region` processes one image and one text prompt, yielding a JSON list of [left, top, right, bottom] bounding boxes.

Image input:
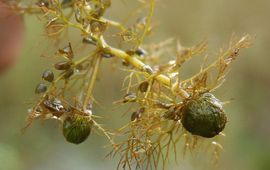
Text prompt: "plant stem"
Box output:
[[98, 36, 190, 98], [19, 2, 189, 99], [83, 55, 102, 111], [135, 0, 155, 49]]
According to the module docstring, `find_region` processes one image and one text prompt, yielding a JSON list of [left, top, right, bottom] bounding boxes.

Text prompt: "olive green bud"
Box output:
[[62, 115, 92, 144], [181, 93, 227, 138]]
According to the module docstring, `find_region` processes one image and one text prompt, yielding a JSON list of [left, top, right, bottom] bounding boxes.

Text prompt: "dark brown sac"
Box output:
[[138, 81, 149, 93], [54, 61, 72, 70], [43, 98, 69, 117], [181, 93, 227, 138], [42, 70, 54, 82], [35, 83, 47, 94], [135, 47, 147, 56], [63, 69, 74, 79], [131, 108, 145, 121], [131, 111, 141, 121]]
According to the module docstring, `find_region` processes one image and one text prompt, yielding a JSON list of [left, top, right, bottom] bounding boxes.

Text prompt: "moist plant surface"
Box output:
[[6, 0, 251, 169]]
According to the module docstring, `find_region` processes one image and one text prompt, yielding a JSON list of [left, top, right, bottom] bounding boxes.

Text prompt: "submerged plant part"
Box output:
[[54, 61, 72, 70], [181, 93, 227, 138], [62, 115, 93, 144], [7, 0, 252, 169], [35, 83, 47, 94], [42, 70, 54, 82]]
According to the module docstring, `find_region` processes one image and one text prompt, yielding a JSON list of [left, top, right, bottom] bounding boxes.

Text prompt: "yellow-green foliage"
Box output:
[[8, 0, 251, 169]]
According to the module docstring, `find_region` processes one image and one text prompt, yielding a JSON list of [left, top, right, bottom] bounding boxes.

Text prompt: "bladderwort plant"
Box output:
[[8, 0, 251, 169]]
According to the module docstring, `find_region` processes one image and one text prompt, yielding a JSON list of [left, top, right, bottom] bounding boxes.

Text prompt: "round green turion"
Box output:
[[181, 93, 227, 138], [62, 115, 92, 144]]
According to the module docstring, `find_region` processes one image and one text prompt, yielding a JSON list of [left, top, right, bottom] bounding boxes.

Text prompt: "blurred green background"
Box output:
[[1, 0, 270, 169]]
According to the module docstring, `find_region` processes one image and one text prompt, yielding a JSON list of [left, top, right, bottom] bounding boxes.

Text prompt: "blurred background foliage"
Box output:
[[0, 0, 270, 169]]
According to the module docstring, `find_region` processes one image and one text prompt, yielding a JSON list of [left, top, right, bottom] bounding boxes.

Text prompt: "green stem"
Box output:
[[135, 0, 155, 49], [83, 55, 102, 111], [20, 1, 189, 99], [98, 36, 190, 98]]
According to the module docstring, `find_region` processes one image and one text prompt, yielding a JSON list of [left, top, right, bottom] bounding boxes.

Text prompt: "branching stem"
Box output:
[[98, 36, 190, 98]]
